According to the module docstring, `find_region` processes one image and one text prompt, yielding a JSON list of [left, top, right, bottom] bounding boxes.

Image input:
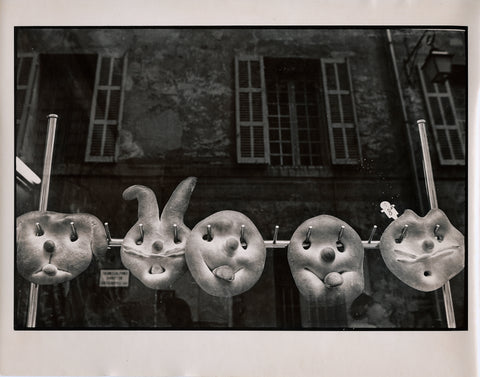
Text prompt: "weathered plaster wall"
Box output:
[[18, 28, 409, 172]]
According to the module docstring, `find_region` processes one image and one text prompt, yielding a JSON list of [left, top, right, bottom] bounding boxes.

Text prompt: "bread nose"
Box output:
[[225, 238, 239, 256], [43, 240, 56, 253], [321, 247, 336, 263], [422, 239, 435, 252], [152, 240, 164, 253]]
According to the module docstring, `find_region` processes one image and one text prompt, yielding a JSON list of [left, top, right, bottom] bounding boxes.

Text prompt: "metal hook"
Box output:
[[273, 225, 279, 244], [303, 226, 312, 249], [173, 223, 180, 244], [35, 222, 44, 236], [336, 225, 345, 252], [70, 222, 78, 241], [104, 222, 112, 243], [240, 225, 247, 249], [434, 224, 443, 241], [368, 225, 378, 244], [396, 224, 409, 243], [136, 223, 144, 245]]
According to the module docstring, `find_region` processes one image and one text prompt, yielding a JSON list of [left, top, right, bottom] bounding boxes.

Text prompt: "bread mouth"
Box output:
[[304, 267, 346, 288], [395, 245, 459, 263], [211, 265, 243, 282], [32, 264, 72, 279], [123, 244, 185, 258], [148, 264, 166, 275]]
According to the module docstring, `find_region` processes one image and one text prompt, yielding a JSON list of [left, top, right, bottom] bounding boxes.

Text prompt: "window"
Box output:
[[15, 53, 127, 165], [16, 53, 39, 156], [418, 65, 465, 165], [235, 56, 362, 166], [85, 54, 128, 162], [265, 58, 325, 166], [322, 59, 362, 164], [235, 57, 270, 164]]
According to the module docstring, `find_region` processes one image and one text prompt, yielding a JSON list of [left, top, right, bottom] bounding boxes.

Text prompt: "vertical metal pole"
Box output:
[[26, 114, 58, 328], [417, 119, 456, 328], [386, 29, 425, 213], [154, 291, 158, 328]]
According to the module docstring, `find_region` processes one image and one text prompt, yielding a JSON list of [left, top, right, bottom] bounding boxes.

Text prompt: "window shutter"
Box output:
[[16, 53, 39, 153], [418, 65, 465, 165], [235, 56, 270, 163], [321, 58, 362, 165], [85, 53, 128, 162]]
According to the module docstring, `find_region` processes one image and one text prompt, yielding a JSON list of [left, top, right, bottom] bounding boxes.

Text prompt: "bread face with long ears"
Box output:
[[16, 211, 108, 285], [185, 210, 266, 297], [379, 208, 464, 292], [288, 215, 364, 306], [120, 177, 197, 290]]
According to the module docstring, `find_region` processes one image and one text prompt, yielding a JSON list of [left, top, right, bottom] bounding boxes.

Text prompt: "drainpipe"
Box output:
[[386, 29, 425, 213]]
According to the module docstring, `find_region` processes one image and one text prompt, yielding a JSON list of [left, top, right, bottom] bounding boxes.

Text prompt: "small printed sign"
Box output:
[[99, 269, 130, 287]]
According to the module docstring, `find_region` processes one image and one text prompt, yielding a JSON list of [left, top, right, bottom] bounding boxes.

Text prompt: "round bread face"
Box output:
[[379, 209, 464, 292], [16, 211, 106, 285], [288, 215, 364, 306], [185, 211, 266, 297], [120, 220, 189, 290]]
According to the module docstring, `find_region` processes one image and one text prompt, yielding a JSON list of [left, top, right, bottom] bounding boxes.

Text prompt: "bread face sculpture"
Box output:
[[16, 211, 108, 285], [121, 177, 197, 290], [379, 208, 464, 292], [185, 210, 266, 297], [288, 215, 364, 306]]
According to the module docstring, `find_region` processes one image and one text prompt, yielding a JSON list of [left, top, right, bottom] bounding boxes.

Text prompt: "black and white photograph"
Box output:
[[1, 0, 479, 376], [14, 26, 467, 330]]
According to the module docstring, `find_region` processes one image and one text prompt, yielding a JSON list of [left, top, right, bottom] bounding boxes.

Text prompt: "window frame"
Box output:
[[16, 52, 39, 157], [265, 63, 326, 167], [85, 53, 128, 162], [235, 55, 362, 167], [417, 64, 465, 166], [321, 58, 363, 165], [234, 56, 271, 164]]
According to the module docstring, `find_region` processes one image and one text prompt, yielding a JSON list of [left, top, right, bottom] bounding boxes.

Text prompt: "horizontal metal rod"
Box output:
[[108, 238, 380, 250]]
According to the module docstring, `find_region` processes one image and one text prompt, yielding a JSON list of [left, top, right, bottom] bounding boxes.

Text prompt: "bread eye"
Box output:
[[240, 225, 247, 249], [302, 226, 312, 250], [336, 241, 345, 252], [173, 223, 181, 244], [35, 222, 44, 236], [70, 222, 78, 242], [202, 225, 213, 242], [434, 224, 443, 242], [135, 223, 144, 245]]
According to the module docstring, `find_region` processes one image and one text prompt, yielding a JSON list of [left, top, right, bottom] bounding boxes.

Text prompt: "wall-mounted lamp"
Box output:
[[404, 30, 454, 84], [421, 49, 454, 83]]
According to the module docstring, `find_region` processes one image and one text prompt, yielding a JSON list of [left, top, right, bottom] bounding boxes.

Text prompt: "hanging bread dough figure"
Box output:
[[120, 177, 197, 290], [16, 211, 108, 285], [379, 208, 464, 292], [185, 210, 266, 297], [288, 215, 364, 306]]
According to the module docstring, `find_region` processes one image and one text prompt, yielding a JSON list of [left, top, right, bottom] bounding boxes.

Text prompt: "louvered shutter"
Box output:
[[235, 56, 270, 163], [85, 53, 128, 162], [321, 58, 362, 165], [16, 53, 39, 152], [418, 65, 465, 165]]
